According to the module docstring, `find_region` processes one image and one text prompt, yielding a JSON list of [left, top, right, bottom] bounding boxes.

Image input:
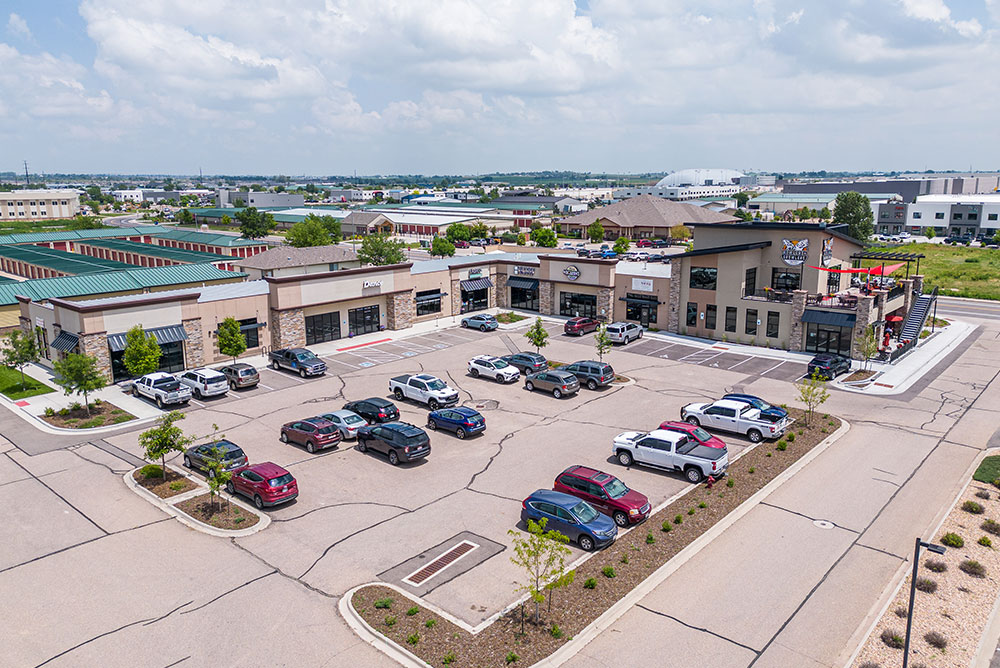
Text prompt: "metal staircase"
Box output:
[[899, 287, 937, 342]]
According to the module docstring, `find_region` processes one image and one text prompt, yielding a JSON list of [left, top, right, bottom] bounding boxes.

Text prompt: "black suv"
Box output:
[[501, 351, 547, 374], [356, 422, 430, 465], [343, 397, 400, 424], [807, 353, 851, 380], [563, 360, 615, 390]]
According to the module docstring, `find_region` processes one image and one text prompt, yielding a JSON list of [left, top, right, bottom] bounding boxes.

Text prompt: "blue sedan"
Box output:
[[461, 314, 499, 331], [520, 489, 617, 551], [722, 393, 788, 423], [427, 407, 486, 439]]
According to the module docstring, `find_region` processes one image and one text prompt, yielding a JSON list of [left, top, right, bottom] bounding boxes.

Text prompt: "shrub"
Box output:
[[982, 519, 1000, 536], [960, 559, 986, 578], [139, 464, 164, 478], [941, 532, 965, 547], [43, 407, 56, 417], [894, 606, 908, 618], [820, 428, 827, 433], [57, 408, 69, 416], [620, 554, 629, 564], [443, 652, 456, 665], [797, 429, 804, 435], [583, 578, 596, 589], [69, 401, 82, 412], [980, 535, 993, 548], [385, 615, 397, 627], [374, 597, 393, 609], [550, 624, 564, 639], [687, 508, 695, 516], [924, 630, 947, 649], [748, 467, 756, 474], [977, 490, 991, 500], [727, 478, 734, 488], [673, 514, 683, 525], [406, 633, 419, 645], [964, 500, 985, 514], [646, 533, 655, 544], [93, 398, 102, 406], [880, 628, 904, 649], [859, 663, 882, 668], [766, 452, 772, 457], [169, 481, 185, 491], [776, 440, 787, 451], [506, 651, 519, 664], [601, 566, 616, 578], [786, 432, 795, 442], [915, 577, 938, 593], [698, 502, 707, 509], [993, 478, 1000, 490], [925, 559, 947, 573], [112, 414, 133, 424], [407, 606, 419, 616], [661, 520, 672, 533], [822, 413, 829, 419]]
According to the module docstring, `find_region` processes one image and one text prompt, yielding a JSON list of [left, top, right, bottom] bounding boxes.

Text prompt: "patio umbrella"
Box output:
[[865, 262, 906, 276]]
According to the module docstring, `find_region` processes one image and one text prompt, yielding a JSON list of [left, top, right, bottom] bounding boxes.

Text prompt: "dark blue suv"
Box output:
[[427, 407, 486, 439], [722, 393, 788, 423], [520, 489, 617, 551]]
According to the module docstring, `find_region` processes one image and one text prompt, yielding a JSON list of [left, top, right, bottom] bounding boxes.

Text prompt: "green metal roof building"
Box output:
[[0, 244, 139, 278], [75, 238, 232, 268], [0, 226, 169, 246]]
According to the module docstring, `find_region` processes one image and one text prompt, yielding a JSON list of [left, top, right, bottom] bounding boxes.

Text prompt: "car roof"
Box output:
[[570, 360, 610, 367], [199, 439, 240, 451], [563, 464, 600, 479], [223, 362, 253, 370], [527, 489, 584, 509], [549, 369, 578, 378], [659, 420, 694, 431], [144, 371, 173, 379], [383, 422, 424, 435], [303, 417, 335, 427], [288, 348, 310, 353], [247, 462, 290, 478], [724, 392, 759, 400], [713, 399, 751, 410], [647, 429, 689, 442], [365, 397, 395, 407], [470, 354, 501, 363], [451, 406, 481, 417], [324, 409, 359, 419], [413, 373, 437, 381], [190, 367, 225, 377]]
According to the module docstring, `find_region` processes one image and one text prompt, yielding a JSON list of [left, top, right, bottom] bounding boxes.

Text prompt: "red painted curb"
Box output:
[[337, 338, 392, 352]]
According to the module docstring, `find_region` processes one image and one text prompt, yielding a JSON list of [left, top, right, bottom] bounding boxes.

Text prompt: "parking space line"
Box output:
[[695, 351, 726, 365], [341, 351, 381, 364], [645, 344, 675, 357], [189, 399, 205, 408], [677, 349, 718, 362], [258, 384, 274, 390], [324, 355, 358, 368], [726, 357, 753, 370], [760, 360, 786, 376]]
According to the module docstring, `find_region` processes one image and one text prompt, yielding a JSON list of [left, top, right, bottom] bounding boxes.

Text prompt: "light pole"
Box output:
[[903, 537, 946, 668]]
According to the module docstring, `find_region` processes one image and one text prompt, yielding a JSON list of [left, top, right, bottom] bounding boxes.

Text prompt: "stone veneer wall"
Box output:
[[495, 273, 508, 309], [851, 294, 875, 360], [78, 332, 113, 382], [182, 318, 204, 369], [789, 290, 807, 352], [387, 292, 415, 330], [450, 278, 462, 315], [538, 281, 555, 316], [912, 275, 924, 295], [270, 308, 305, 349], [666, 259, 682, 333], [597, 287, 613, 322]]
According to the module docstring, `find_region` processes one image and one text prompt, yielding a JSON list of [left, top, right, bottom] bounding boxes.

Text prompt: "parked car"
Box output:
[[564, 316, 600, 336], [471, 238, 487, 247], [680, 399, 789, 443], [613, 429, 729, 483], [183, 439, 247, 473], [520, 489, 617, 551], [647, 253, 664, 262], [342, 397, 400, 424], [227, 462, 298, 508], [219, 362, 259, 390], [553, 465, 651, 527], [177, 367, 228, 400], [280, 417, 343, 453], [563, 360, 615, 390], [357, 422, 431, 465], [269, 347, 326, 378], [807, 353, 851, 379], [468, 355, 520, 383], [454, 240, 471, 248], [389, 374, 460, 409], [576, 248, 591, 257], [427, 406, 486, 439], [599, 250, 618, 259], [132, 372, 192, 408], [636, 239, 652, 248], [461, 314, 499, 331], [652, 239, 669, 248], [600, 244, 610, 251], [524, 369, 580, 398], [501, 351, 547, 374], [605, 322, 643, 344], [317, 409, 367, 440], [658, 420, 727, 449], [722, 393, 788, 423], [575, 242, 587, 248]]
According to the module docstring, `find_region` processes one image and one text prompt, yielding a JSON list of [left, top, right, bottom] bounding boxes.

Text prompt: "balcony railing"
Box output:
[[886, 284, 905, 301], [742, 289, 793, 303], [805, 294, 858, 310]]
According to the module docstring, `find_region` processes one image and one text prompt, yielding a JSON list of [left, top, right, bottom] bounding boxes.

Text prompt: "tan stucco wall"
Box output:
[[612, 275, 671, 326]]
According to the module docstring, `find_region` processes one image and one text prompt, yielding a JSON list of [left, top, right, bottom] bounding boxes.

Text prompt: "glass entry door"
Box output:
[[348, 305, 380, 336]]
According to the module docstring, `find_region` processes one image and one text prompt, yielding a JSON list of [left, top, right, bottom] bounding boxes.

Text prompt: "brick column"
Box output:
[[78, 333, 113, 382], [912, 274, 924, 295], [495, 273, 509, 309], [667, 259, 681, 333], [789, 290, 807, 352], [387, 292, 415, 331], [597, 287, 613, 322], [901, 278, 914, 317], [182, 318, 204, 369], [539, 281, 555, 315], [451, 278, 462, 314], [270, 308, 305, 349], [851, 295, 875, 360]]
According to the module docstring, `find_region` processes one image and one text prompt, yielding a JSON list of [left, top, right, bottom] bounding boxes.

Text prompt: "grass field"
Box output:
[[868, 242, 1000, 300], [974, 456, 1000, 484], [0, 366, 54, 400]]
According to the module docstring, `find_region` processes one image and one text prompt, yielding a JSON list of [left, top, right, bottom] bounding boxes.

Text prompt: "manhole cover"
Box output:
[[813, 520, 835, 530], [464, 399, 499, 410]]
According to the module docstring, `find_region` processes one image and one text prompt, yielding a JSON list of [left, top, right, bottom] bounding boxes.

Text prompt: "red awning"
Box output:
[[866, 262, 906, 276], [808, 265, 868, 274], [808, 262, 906, 276], [886, 315, 904, 322]]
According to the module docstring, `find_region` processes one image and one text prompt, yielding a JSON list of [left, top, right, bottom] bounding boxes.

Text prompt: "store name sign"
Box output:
[[363, 280, 382, 288], [632, 278, 653, 292], [468, 268, 483, 279], [780, 238, 809, 266], [513, 265, 535, 276], [563, 265, 581, 281]]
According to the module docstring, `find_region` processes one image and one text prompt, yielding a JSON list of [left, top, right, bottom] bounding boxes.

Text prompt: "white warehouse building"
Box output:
[[613, 168, 745, 201]]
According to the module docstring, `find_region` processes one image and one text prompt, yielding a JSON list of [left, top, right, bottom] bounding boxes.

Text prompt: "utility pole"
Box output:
[[23, 160, 29, 186]]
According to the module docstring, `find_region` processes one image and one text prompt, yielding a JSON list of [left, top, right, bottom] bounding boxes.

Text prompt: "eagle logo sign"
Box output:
[[781, 238, 809, 266]]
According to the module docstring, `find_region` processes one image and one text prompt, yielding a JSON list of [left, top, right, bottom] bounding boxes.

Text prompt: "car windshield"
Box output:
[[492, 359, 510, 368], [691, 427, 712, 442], [572, 502, 600, 523], [239, 369, 256, 376], [316, 425, 338, 435], [426, 379, 446, 390], [401, 433, 426, 445], [223, 450, 245, 460], [268, 473, 294, 488], [295, 351, 316, 361], [153, 379, 180, 390], [344, 415, 365, 425], [604, 478, 629, 499]]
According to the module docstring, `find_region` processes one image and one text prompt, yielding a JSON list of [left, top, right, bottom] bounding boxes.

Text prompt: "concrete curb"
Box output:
[[0, 391, 157, 436], [339, 586, 432, 668], [123, 464, 270, 538]]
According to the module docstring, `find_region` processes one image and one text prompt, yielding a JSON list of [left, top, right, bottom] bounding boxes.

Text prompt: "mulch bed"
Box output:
[[844, 370, 878, 383], [132, 467, 198, 499], [352, 407, 842, 667], [42, 401, 135, 429], [175, 493, 260, 530]]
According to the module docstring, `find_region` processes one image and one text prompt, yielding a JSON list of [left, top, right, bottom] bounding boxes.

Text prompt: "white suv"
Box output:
[[177, 368, 229, 399], [468, 355, 521, 384], [605, 322, 643, 344]]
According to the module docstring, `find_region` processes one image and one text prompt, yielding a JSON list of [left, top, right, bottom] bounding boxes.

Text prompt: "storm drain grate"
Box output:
[[402, 540, 479, 586]]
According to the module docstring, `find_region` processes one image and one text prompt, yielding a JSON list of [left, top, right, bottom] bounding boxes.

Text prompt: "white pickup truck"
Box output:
[[680, 399, 789, 443], [389, 374, 460, 409], [613, 428, 728, 483], [131, 372, 192, 408]]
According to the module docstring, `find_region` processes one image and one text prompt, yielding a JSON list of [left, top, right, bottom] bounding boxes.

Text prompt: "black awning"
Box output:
[[619, 295, 663, 305], [107, 324, 189, 352], [239, 322, 265, 331], [506, 277, 538, 290], [460, 277, 493, 291], [50, 331, 79, 352], [415, 291, 448, 303], [801, 310, 856, 327]]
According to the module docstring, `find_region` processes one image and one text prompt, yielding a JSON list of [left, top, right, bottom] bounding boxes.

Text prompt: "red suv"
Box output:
[[564, 317, 600, 336], [280, 417, 343, 453], [636, 239, 652, 248], [553, 465, 651, 527], [658, 420, 727, 449], [227, 462, 298, 508]]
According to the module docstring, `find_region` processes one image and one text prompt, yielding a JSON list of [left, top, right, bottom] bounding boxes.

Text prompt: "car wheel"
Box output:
[[254, 495, 264, 509], [226, 481, 235, 495], [553, 388, 562, 399], [587, 379, 597, 391], [193, 388, 202, 400], [495, 375, 505, 384], [427, 419, 437, 430], [480, 325, 487, 332], [156, 396, 164, 409], [685, 416, 700, 427], [617, 450, 633, 467], [394, 388, 404, 401], [747, 429, 763, 443], [525, 381, 534, 392], [638, 330, 643, 339], [183, 455, 192, 468], [429, 398, 439, 410], [456, 428, 465, 440], [388, 451, 399, 466], [578, 535, 595, 552], [470, 368, 479, 378], [685, 467, 703, 484], [271, 360, 280, 371], [131, 386, 138, 397], [461, 321, 468, 328], [306, 441, 315, 454], [230, 381, 237, 391], [613, 511, 629, 527], [299, 368, 307, 378], [357, 438, 368, 453]]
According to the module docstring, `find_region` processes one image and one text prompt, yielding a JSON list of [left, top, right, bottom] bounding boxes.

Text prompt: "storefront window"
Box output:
[[348, 305, 380, 335], [560, 292, 597, 318], [415, 290, 443, 317], [805, 322, 852, 356], [745, 309, 758, 335], [686, 302, 697, 327], [624, 293, 657, 325], [510, 286, 539, 311], [766, 311, 780, 338], [238, 318, 260, 348], [826, 269, 841, 294], [744, 268, 757, 297], [305, 311, 341, 345], [771, 269, 801, 292], [705, 304, 717, 330], [461, 288, 489, 313], [725, 307, 737, 333], [689, 267, 718, 291], [111, 341, 185, 383]]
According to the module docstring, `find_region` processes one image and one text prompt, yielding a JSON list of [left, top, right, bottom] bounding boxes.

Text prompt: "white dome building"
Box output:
[[656, 169, 745, 188]]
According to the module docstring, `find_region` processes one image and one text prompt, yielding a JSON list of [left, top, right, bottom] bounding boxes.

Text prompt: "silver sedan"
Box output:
[[318, 409, 368, 440]]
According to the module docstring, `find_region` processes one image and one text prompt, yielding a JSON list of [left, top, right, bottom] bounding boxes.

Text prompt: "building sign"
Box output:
[[562, 265, 581, 281], [821, 237, 834, 266], [362, 280, 382, 289], [780, 238, 809, 266], [631, 278, 654, 292], [513, 265, 535, 276], [468, 268, 483, 279]]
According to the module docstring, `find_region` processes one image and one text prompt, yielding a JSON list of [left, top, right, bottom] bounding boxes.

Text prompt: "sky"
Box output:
[[1, 0, 999, 176]]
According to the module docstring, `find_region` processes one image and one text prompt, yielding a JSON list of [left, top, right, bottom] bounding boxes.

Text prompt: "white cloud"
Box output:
[[898, 0, 982, 35], [6, 13, 32, 41]]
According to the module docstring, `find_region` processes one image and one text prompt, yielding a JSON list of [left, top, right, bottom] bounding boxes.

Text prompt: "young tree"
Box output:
[[285, 217, 331, 247], [524, 317, 549, 354], [175, 208, 194, 226], [430, 236, 456, 257], [445, 223, 472, 243], [303, 213, 341, 242], [531, 227, 558, 248], [3, 329, 39, 391], [516, 233, 526, 246], [138, 411, 194, 479], [613, 236, 630, 255], [235, 207, 276, 240], [735, 192, 750, 208], [855, 325, 879, 372], [508, 517, 573, 624], [122, 325, 162, 378], [469, 222, 490, 239], [217, 317, 247, 362], [925, 227, 936, 240], [220, 214, 232, 227], [52, 353, 106, 416], [595, 324, 613, 362], [358, 233, 406, 266], [797, 370, 830, 426], [818, 206, 831, 221], [202, 443, 234, 512], [669, 225, 692, 240], [587, 220, 605, 243], [832, 191, 874, 243]]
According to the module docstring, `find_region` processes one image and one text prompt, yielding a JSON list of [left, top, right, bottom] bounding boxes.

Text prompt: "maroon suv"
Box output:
[[564, 317, 600, 336], [228, 462, 298, 509], [553, 465, 651, 527], [280, 417, 343, 453]]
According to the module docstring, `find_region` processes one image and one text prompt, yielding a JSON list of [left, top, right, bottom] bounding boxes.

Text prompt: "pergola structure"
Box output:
[[849, 250, 926, 278]]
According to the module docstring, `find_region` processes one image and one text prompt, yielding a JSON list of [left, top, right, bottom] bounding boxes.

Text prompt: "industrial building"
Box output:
[[0, 190, 80, 221]]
